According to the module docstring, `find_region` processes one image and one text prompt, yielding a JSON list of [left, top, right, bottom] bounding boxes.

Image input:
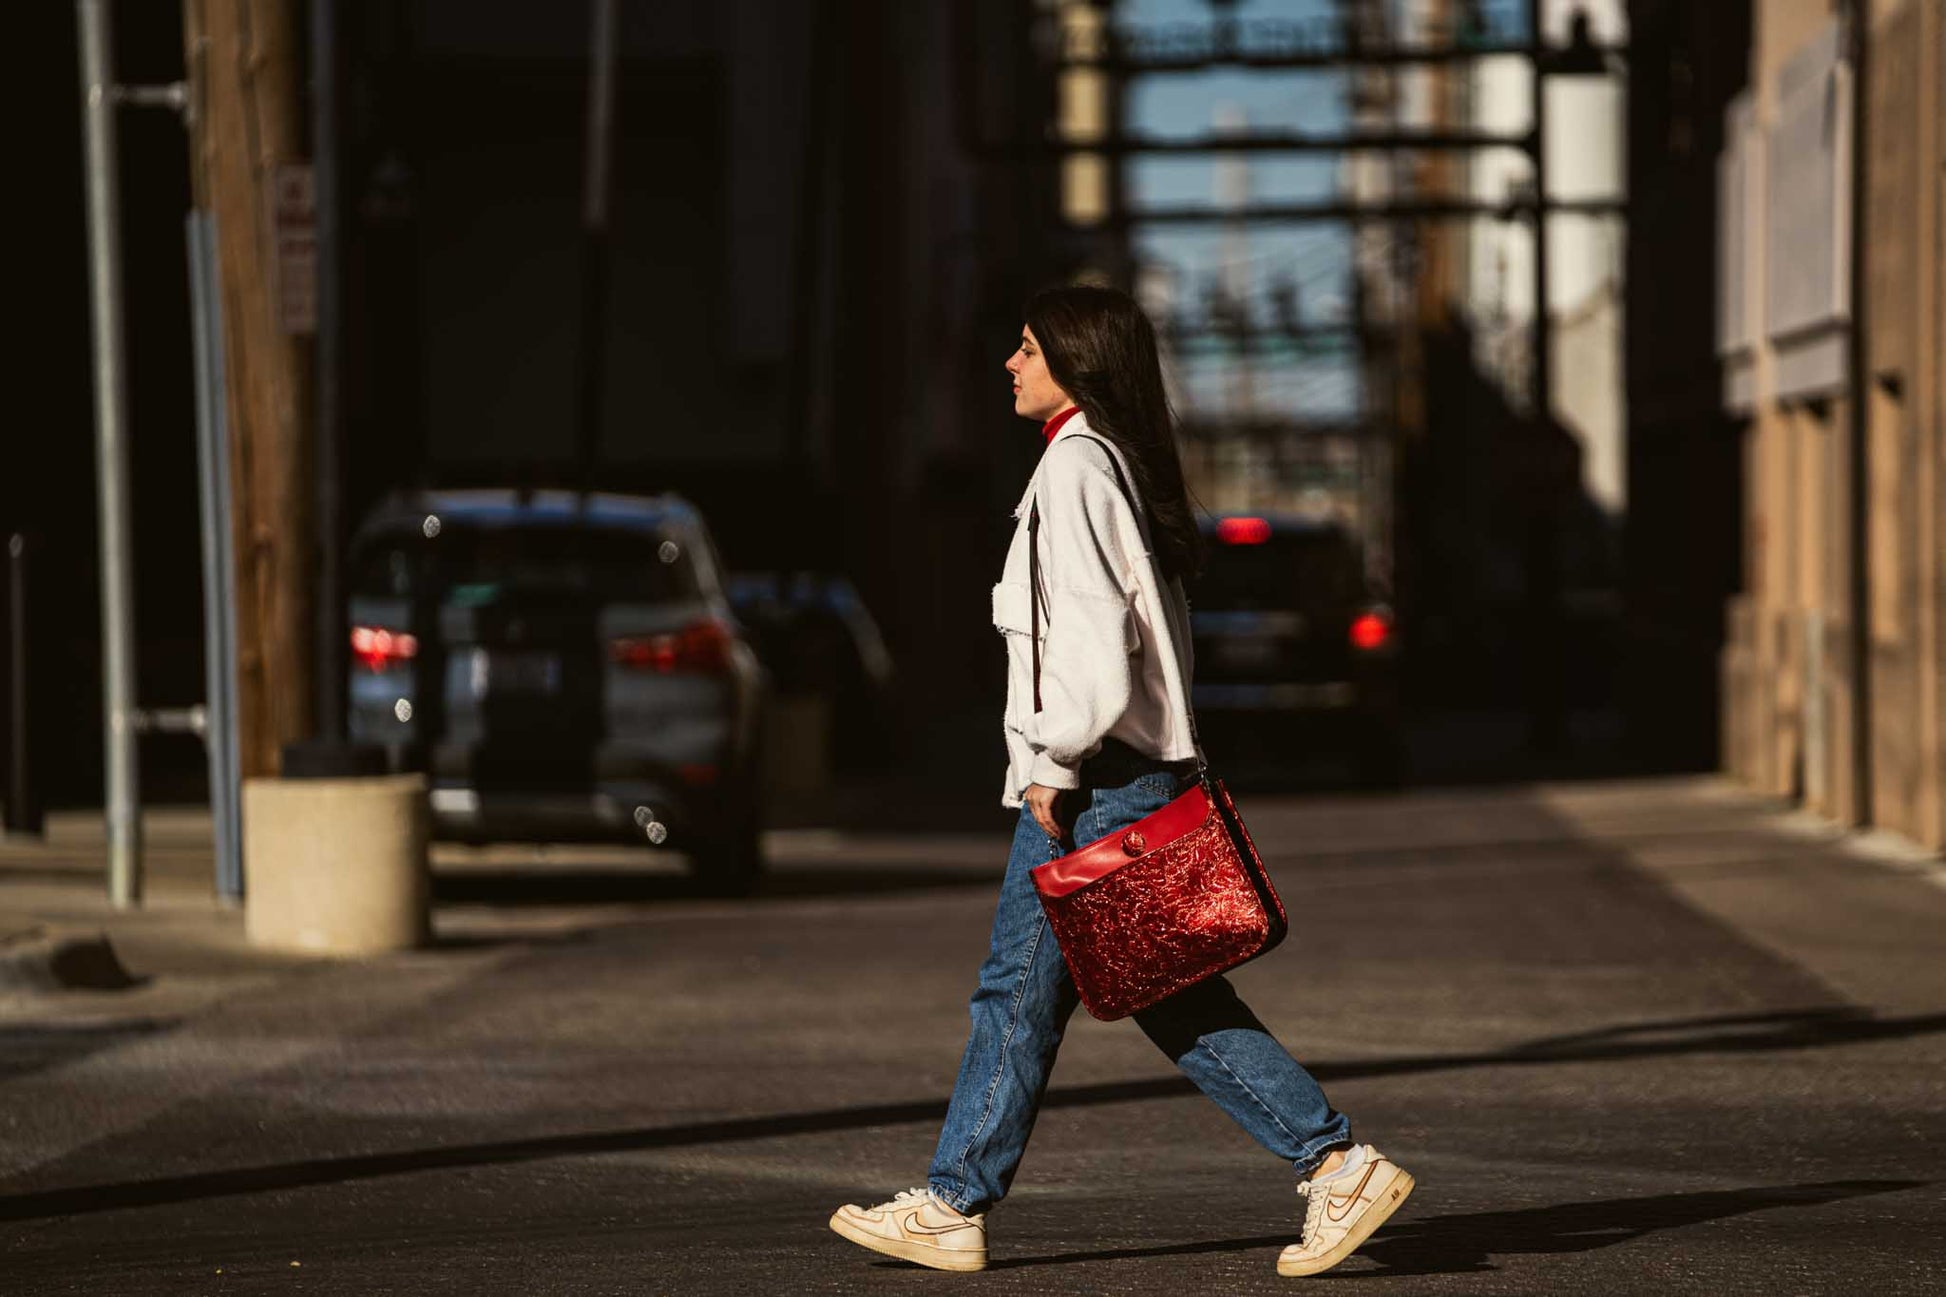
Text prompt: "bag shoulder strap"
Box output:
[[1028, 434, 1208, 780], [1029, 502, 1042, 713]]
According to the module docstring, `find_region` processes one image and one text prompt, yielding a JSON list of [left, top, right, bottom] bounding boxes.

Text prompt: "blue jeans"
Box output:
[[927, 741, 1351, 1215]]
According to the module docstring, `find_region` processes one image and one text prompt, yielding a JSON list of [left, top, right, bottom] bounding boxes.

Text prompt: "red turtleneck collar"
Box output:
[[1042, 405, 1081, 445]]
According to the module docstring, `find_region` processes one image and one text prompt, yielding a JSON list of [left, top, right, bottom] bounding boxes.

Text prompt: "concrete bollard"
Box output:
[[242, 773, 430, 955]]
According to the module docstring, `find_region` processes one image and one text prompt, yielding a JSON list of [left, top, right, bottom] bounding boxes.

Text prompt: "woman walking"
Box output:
[[828, 285, 1413, 1278]]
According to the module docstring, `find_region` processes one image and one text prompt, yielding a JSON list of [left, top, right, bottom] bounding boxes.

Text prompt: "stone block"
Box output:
[[242, 774, 430, 955]]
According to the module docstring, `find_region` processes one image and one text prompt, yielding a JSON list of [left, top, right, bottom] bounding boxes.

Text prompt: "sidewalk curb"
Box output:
[[1701, 778, 1946, 884], [0, 926, 143, 994]]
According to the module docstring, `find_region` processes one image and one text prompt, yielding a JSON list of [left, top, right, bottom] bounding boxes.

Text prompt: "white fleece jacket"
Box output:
[[994, 412, 1199, 807]]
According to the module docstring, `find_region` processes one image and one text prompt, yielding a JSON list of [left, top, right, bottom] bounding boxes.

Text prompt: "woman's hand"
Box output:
[[1025, 783, 1064, 843]]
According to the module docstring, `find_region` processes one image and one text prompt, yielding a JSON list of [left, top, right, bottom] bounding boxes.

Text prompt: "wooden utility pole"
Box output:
[[182, 0, 315, 780]]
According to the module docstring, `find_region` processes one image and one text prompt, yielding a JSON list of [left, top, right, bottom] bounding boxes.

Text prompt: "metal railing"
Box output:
[[74, 0, 242, 905]]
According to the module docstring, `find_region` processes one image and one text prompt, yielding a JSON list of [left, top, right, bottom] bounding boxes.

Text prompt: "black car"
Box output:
[[1190, 514, 1404, 783], [346, 489, 769, 891]]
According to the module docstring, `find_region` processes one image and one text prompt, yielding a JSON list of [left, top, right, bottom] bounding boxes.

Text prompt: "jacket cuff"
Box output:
[[1028, 752, 1082, 790]]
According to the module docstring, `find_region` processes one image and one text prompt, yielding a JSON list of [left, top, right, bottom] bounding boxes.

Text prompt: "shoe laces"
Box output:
[[1295, 1177, 1329, 1243], [883, 1186, 935, 1211]]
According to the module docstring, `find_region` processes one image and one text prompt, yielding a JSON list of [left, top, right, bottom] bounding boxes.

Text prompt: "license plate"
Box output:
[[468, 648, 563, 698]]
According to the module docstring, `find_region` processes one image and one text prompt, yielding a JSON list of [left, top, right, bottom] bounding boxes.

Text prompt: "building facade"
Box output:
[[1716, 0, 1944, 850], [1466, 0, 1630, 518]]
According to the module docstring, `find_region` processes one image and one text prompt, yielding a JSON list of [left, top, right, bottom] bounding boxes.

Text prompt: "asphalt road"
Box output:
[[1, 779, 1941, 1295]]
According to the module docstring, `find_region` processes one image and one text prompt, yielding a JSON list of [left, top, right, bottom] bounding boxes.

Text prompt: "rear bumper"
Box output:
[[427, 777, 745, 846]]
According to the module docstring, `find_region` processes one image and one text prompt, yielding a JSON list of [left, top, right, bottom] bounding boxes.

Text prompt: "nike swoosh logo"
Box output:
[[1324, 1164, 1380, 1222], [899, 1209, 972, 1237]]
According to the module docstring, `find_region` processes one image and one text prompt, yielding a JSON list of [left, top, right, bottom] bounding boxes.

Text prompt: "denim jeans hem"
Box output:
[[927, 1179, 978, 1215], [1290, 1133, 1358, 1179]]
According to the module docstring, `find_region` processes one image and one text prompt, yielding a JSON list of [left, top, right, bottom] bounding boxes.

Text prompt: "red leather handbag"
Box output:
[[1022, 434, 1288, 1021], [1032, 767, 1287, 1020]]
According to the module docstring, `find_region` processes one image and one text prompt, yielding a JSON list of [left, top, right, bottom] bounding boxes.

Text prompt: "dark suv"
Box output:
[[1190, 514, 1403, 784], [347, 489, 768, 891]]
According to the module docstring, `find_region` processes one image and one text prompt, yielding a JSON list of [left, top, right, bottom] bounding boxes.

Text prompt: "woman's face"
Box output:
[[1005, 326, 1073, 422]]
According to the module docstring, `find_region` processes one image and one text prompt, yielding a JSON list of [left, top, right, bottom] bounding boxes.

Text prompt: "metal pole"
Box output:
[[188, 212, 244, 901], [312, 0, 347, 741], [76, 0, 143, 906], [1528, 0, 1550, 424], [787, 0, 836, 474], [1523, 0, 1567, 755], [1844, 0, 1873, 825], [6, 534, 42, 837], [573, 0, 619, 488], [211, 232, 244, 900]]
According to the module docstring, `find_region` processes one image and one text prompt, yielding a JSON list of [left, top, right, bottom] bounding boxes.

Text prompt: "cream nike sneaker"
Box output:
[[829, 1186, 988, 1272], [1277, 1145, 1414, 1277]]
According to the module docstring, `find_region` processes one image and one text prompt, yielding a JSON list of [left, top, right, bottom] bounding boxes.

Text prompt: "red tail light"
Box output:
[[610, 620, 735, 674], [350, 625, 419, 672], [1216, 516, 1272, 546], [1349, 609, 1393, 652]]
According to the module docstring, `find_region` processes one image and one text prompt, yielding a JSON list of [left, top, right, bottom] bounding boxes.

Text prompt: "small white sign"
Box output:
[[270, 163, 317, 335]]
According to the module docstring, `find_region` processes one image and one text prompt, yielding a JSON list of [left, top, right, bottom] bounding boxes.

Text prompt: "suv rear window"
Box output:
[[352, 524, 701, 603], [1193, 530, 1360, 612]]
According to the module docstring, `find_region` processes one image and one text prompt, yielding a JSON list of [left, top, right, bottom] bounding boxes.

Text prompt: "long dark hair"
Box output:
[[1025, 284, 1203, 582]]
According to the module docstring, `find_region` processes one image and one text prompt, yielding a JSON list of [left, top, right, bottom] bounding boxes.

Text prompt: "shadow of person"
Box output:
[[1322, 1179, 1923, 1279], [981, 1179, 1923, 1274]]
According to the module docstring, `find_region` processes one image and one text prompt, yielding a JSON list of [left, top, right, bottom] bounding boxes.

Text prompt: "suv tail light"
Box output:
[[610, 620, 735, 674], [1349, 608, 1393, 652], [351, 625, 419, 672], [1215, 516, 1272, 546]]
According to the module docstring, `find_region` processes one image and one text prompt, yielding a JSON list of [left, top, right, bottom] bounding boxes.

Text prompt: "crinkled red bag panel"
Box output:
[[1036, 806, 1278, 1021], [1031, 784, 1213, 899], [1213, 779, 1286, 932]]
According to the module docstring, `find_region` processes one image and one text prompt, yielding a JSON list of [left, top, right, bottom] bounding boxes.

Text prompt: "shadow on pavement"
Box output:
[[1335, 1179, 1925, 1278], [980, 1180, 1923, 1274], [1318, 1006, 1946, 1075], [430, 863, 1002, 907], [2, 1008, 1939, 1223], [0, 1021, 173, 1084]]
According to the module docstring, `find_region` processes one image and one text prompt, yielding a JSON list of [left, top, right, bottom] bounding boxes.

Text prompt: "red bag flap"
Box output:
[[1031, 783, 1216, 899]]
